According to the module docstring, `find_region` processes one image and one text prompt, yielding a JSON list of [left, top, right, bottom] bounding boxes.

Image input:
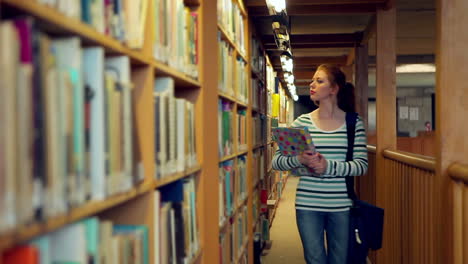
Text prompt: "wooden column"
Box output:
[[375, 6, 397, 264], [199, 0, 220, 262], [435, 0, 468, 262], [355, 44, 369, 131], [341, 65, 354, 84]]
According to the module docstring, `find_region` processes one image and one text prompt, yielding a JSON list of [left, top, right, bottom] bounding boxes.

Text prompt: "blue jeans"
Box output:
[[296, 209, 350, 264]]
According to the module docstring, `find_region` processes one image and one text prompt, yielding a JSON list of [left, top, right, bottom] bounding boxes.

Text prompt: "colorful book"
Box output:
[[271, 127, 318, 176]]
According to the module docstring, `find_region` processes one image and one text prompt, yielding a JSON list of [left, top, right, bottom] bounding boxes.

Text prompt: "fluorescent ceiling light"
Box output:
[[266, 0, 286, 13], [396, 64, 436, 73]]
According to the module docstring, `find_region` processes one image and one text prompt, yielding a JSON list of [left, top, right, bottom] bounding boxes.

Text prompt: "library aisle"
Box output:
[[262, 177, 305, 264]]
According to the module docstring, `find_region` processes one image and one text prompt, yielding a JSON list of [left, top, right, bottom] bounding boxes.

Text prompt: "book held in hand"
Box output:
[[271, 127, 318, 176]]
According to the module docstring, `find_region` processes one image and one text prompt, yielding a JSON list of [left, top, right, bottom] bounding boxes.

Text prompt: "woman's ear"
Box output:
[[330, 83, 339, 95]]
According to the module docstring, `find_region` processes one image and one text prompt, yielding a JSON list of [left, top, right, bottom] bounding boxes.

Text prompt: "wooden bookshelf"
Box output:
[[154, 165, 202, 188], [152, 59, 201, 88], [0, 0, 276, 262], [1, 0, 150, 64], [0, 179, 154, 252], [218, 23, 248, 62], [0, 0, 206, 262]]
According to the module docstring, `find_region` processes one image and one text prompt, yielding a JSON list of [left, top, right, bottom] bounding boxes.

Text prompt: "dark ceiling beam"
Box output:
[[262, 33, 363, 45], [245, 0, 385, 7], [248, 4, 380, 16], [272, 56, 348, 72], [265, 43, 355, 49]]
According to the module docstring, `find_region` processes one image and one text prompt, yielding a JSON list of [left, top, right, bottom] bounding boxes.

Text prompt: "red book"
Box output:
[[3, 245, 39, 264]]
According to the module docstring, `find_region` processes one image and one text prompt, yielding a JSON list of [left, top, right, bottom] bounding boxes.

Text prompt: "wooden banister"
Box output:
[[382, 149, 436, 172], [448, 162, 468, 184], [367, 145, 376, 153]]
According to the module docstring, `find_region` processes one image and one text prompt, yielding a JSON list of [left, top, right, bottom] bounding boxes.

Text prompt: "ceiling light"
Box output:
[[266, 0, 286, 13]]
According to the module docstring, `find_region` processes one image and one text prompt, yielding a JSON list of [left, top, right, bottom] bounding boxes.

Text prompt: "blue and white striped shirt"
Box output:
[[272, 113, 368, 212]]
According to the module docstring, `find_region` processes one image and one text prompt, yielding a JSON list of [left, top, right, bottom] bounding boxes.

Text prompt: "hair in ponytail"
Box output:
[[316, 64, 356, 113]]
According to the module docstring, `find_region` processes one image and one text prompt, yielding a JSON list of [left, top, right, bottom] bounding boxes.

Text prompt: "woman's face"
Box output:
[[309, 70, 336, 102]]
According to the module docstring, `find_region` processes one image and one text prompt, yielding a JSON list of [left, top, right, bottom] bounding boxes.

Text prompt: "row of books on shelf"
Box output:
[[2, 218, 149, 264], [1, 176, 199, 264], [218, 100, 248, 157], [217, 0, 245, 55], [38, 0, 149, 49], [251, 78, 266, 111], [250, 35, 266, 78], [0, 19, 141, 232], [34, 0, 200, 78], [154, 0, 199, 78], [219, 205, 249, 264], [156, 176, 200, 264], [252, 114, 267, 147], [218, 37, 249, 103], [154, 77, 198, 179], [252, 149, 265, 187], [219, 157, 247, 226]]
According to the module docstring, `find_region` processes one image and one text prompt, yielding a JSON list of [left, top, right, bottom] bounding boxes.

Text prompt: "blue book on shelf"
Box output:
[[160, 180, 184, 203]]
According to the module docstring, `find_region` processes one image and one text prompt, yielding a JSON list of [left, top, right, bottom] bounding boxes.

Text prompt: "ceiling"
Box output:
[[245, 0, 436, 96]]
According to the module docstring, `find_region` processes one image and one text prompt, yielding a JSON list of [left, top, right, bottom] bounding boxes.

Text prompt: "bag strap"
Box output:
[[345, 112, 358, 203]]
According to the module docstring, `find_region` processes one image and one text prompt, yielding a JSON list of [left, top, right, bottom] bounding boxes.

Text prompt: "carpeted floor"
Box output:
[[261, 176, 306, 264]]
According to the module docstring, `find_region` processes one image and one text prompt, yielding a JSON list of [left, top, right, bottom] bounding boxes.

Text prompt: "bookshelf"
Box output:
[[0, 0, 285, 263], [0, 0, 202, 263]]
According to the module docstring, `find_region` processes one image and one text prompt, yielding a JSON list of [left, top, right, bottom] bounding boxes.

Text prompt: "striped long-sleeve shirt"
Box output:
[[272, 113, 368, 212]]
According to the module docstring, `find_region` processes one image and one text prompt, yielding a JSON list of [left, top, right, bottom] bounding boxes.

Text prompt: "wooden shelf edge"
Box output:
[[236, 239, 249, 263], [218, 91, 238, 103], [217, 23, 248, 62], [235, 0, 248, 17], [152, 60, 201, 88], [0, 180, 154, 251], [220, 153, 237, 162], [2, 0, 150, 65], [155, 165, 202, 188]]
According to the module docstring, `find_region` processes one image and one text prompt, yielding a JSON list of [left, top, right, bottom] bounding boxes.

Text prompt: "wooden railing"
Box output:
[[360, 146, 437, 264], [448, 162, 468, 264], [382, 149, 436, 264]]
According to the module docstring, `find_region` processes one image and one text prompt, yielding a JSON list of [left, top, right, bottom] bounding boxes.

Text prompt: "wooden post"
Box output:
[[355, 44, 369, 131], [435, 0, 468, 262], [199, 0, 220, 262], [375, 6, 397, 264]]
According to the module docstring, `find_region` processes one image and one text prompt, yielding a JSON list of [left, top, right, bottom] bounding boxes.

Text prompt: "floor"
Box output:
[[261, 176, 306, 264]]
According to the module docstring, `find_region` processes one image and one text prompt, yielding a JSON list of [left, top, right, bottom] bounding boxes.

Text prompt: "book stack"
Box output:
[[2, 217, 149, 264], [154, 0, 199, 78], [218, 100, 234, 157], [154, 176, 199, 264], [217, 0, 245, 55], [0, 18, 139, 232], [38, 0, 149, 48], [154, 77, 197, 179], [218, 37, 236, 97]]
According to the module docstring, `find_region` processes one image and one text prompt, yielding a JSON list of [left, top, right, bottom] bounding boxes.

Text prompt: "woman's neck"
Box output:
[[317, 101, 340, 119]]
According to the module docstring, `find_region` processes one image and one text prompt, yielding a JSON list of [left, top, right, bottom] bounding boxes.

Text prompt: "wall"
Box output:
[[368, 86, 434, 137]]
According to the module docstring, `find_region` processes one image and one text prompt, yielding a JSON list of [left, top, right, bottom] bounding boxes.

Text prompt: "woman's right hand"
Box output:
[[297, 151, 319, 168]]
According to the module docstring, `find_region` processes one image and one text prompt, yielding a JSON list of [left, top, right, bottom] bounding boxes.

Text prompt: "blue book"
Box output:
[[83, 47, 106, 201]]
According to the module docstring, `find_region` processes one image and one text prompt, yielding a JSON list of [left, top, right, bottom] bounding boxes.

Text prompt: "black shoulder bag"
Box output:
[[345, 112, 385, 264]]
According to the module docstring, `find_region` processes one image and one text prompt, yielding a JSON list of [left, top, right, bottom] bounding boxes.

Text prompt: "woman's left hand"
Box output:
[[310, 152, 327, 175]]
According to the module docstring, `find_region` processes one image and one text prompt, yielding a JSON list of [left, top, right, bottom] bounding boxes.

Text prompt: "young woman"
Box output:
[[272, 64, 368, 264]]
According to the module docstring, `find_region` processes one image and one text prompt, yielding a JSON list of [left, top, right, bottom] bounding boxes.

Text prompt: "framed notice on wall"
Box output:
[[409, 107, 419, 121]]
